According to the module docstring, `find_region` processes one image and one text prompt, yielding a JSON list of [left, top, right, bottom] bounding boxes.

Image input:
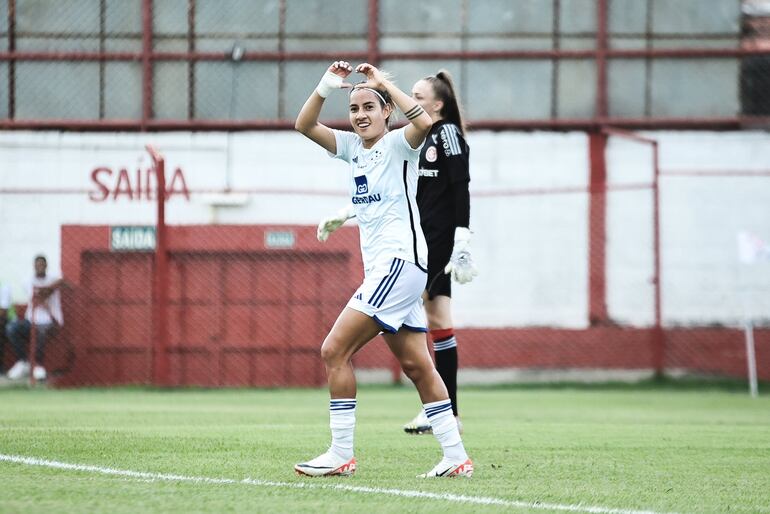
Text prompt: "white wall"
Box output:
[[1, 130, 768, 327]]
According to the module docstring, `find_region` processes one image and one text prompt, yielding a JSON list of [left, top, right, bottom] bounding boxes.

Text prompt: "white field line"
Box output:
[[0, 453, 676, 514]]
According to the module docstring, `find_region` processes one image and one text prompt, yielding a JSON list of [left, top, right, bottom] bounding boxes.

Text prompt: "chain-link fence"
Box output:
[[1, 0, 768, 389], [1, 0, 769, 129], [1, 131, 768, 387]]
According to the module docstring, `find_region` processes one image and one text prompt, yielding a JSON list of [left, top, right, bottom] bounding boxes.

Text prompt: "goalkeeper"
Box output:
[[317, 69, 477, 436]]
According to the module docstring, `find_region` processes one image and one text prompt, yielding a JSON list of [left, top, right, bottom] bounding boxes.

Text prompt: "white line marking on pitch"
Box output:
[[0, 454, 676, 514]]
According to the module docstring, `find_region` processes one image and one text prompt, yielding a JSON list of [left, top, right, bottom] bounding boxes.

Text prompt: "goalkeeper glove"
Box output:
[[317, 204, 355, 242], [444, 227, 478, 284]]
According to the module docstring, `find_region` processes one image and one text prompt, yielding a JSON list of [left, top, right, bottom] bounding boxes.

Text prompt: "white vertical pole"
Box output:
[[744, 320, 759, 398]]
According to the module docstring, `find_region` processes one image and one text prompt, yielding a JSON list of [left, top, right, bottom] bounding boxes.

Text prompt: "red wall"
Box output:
[[49, 224, 769, 387]]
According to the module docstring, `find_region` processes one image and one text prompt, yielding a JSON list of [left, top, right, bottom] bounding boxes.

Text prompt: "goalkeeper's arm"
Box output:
[[443, 174, 477, 283], [317, 204, 356, 242]]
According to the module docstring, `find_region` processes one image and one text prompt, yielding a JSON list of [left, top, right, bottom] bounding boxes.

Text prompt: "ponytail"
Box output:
[[425, 69, 467, 135]]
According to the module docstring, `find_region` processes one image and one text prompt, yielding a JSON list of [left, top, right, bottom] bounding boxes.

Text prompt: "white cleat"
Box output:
[[418, 458, 474, 478], [33, 366, 47, 381], [6, 360, 30, 380], [404, 412, 463, 435], [403, 410, 432, 434], [294, 451, 356, 477]]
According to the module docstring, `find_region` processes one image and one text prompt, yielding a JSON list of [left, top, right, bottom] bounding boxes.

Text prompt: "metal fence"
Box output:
[[1, 1, 768, 389], [1, 0, 769, 130], [1, 134, 768, 387]]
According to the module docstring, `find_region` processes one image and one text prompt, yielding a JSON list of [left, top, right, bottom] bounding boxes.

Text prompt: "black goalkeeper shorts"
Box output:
[[425, 237, 453, 300]]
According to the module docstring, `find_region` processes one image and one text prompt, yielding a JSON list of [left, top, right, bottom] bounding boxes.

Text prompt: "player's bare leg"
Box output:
[[384, 328, 446, 403], [404, 293, 462, 435], [424, 293, 452, 329], [295, 308, 381, 477], [384, 328, 473, 478], [321, 307, 382, 398]]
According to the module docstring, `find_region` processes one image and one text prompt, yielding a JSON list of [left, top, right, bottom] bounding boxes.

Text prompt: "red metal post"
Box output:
[[3, 47, 769, 64], [98, 0, 107, 119], [28, 300, 37, 386], [596, 0, 608, 119], [141, 0, 154, 130], [277, 0, 286, 118], [187, 0, 195, 120], [3, 116, 770, 132], [8, 0, 16, 119], [3, 46, 770, 64], [148, 145, 170, 386], [601, 127, 664, 376], [367, 0, 380, 65], [651, 141, 664, 376], [588, 132, 609, 325]]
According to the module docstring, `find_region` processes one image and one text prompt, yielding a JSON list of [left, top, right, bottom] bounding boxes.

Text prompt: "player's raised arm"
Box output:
[[354, 63, 432, 149], [295, 61, 354, 154]]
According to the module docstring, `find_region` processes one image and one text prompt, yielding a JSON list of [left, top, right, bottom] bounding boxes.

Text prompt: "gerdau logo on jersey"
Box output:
[[355, 174, 368, 194], [352, 174, 381, 205]]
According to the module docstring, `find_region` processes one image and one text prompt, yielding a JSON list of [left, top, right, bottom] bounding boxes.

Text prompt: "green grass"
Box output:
[[1, 386, 769, 514]]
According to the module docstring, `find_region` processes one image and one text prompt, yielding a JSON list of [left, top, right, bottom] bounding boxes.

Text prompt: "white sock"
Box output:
[[424, 399, 467, 462], [329, 398, 356, 460]]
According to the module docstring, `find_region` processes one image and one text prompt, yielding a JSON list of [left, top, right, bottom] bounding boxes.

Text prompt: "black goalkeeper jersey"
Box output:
[[416, 120, 471, 245]]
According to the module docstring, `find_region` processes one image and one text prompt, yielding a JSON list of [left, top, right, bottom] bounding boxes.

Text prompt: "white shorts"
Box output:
[[347, 257, 428, 334]]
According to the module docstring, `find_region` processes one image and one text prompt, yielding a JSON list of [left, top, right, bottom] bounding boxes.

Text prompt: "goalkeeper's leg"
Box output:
[[424, 294, 460, 427], [403, 272, 462, 434]]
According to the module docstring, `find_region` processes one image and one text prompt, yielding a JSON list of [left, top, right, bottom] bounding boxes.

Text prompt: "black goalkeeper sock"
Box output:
[[431, 329, 458, 417]]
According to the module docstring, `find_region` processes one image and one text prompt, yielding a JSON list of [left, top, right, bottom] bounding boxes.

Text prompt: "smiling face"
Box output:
[[349, 88, 392, 145]]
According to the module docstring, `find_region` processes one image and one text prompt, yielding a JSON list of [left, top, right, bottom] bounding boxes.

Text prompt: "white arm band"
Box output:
[[315, 71, 343, 98], [454, 226, 472, 243]]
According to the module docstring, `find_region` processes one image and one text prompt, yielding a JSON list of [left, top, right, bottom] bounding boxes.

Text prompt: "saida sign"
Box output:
[[110, 226, 156, 251]]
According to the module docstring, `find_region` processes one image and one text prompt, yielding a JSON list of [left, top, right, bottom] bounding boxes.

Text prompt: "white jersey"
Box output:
[[331, 127, 428, 273], [25, 275, 63, 326]]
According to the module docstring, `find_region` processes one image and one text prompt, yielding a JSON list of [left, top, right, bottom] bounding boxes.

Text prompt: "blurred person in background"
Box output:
[[5, 255, 64, 381], [293, 61, 472, 478], [317, 69, 477, 436]]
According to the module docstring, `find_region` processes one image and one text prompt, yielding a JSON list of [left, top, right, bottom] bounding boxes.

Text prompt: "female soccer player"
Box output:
[[402, 70, 477, 435], [294, 61, 473, 478], [317, 70, 478, 436]]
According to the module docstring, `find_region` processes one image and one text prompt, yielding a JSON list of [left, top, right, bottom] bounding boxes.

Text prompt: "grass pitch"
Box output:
[[0, 384, 769, 514]]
